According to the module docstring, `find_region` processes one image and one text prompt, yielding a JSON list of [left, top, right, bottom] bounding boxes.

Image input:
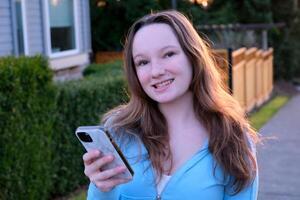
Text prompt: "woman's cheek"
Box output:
[[137, 69, 150, 85]]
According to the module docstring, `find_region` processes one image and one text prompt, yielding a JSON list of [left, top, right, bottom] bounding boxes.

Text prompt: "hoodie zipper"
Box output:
[[155, 174, 173, 200], [154, 140, 208, 200]]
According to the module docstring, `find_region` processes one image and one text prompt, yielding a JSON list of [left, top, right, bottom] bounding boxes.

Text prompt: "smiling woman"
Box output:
[[81, 10, 259, 200], [132, 23, 193, 104]]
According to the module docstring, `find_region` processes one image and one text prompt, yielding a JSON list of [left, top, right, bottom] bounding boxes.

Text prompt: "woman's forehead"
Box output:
[[132, 23, 180, 56]]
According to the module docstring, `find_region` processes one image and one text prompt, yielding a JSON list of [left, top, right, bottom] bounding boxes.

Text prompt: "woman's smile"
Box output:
[[152, 78, 174, 90]]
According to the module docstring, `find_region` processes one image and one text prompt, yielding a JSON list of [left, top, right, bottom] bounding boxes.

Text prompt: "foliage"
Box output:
[[179, 0, 239, 25], [0, 57, 127, 199], [0, 56, 56, 200], [50, 60, 127, 196], [269, 0, 300, 79], [235, 0, 272, 23], [89, 0, 274, 50], [83, 60, 123, 78], [70, 190, 87, 200], [90, 0, 160, 51]]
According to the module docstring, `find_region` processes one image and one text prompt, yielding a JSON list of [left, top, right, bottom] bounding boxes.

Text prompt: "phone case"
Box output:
[[75, 126, 133, 179]]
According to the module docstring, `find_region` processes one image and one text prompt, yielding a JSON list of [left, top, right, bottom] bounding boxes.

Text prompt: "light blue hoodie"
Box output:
[[87, 130, 258, 200]]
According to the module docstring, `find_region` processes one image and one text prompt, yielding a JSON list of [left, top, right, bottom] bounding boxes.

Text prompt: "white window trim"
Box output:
[[19, 0, 29, 55], [44, 0, 80, 58]]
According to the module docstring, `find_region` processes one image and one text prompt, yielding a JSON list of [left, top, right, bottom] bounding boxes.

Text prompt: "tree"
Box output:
[[269, 0, 300, 79], [90, 0, 160, 52], [236, 0, 273, 23]]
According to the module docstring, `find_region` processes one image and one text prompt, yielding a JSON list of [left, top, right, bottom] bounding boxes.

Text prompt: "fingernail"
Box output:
[[119, 166, 126, 171], [108, 155, 114, 160]]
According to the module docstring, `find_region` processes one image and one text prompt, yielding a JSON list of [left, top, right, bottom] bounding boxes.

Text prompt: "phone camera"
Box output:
[[77, 132, 93, 142]]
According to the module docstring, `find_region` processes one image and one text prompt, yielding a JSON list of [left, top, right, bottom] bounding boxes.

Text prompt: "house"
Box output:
[[0, 0, 91, 81]]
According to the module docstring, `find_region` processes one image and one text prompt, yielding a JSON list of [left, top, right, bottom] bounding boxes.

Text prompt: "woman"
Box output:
[[83, 10, 259, 200]]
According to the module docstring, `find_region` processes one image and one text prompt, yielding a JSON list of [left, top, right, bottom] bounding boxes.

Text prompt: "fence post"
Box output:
[[228, 48, 233, 94]]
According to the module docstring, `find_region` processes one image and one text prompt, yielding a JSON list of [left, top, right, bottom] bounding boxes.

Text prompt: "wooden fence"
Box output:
[[214, 47, 274, 112]]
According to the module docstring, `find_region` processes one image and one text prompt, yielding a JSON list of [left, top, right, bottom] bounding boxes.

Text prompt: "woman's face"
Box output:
[[132, 23, 193, 104]]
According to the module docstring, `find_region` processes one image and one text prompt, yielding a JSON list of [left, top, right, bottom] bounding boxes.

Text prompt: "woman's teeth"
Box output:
[[154, 79, 174, 88]]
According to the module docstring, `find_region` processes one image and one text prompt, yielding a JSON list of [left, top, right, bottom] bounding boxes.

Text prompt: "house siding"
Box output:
[[1, 0, 91, 77], [25, 0, 44, 55], [0, 0, 90, 57], [80, 0, 91, 53], [0, 0, 14, 56]]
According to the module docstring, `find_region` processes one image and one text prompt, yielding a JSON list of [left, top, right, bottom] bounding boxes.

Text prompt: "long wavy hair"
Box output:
[[103, 10, 259, 194]]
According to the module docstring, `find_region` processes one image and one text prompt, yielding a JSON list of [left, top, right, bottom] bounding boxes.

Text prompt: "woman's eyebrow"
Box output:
[[160, 45, 179, 51], [133, 54, 143, 60], [133, 45, 179, 59]]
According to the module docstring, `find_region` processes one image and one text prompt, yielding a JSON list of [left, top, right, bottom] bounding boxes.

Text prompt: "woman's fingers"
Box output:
[[94, 178, 131, 192], [90, 155, 114, 172], [91, 166, 127, 182], [82, 151, 132, 192], [83, 150, 100, 166], [84, 154, 114, 177]]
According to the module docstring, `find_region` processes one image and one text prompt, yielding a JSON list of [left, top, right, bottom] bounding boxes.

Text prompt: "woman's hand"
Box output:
[[83, 150, 131, 192]]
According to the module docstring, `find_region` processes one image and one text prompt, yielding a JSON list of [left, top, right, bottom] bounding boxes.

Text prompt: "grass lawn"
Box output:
[[69, 191, 87, 200], [68, 95, 290, 200], [249, 95, 290, 130]]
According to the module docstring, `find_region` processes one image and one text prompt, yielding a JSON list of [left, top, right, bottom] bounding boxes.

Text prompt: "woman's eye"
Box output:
[[164, 51, 175, 58], [136, 60, 148, 67]]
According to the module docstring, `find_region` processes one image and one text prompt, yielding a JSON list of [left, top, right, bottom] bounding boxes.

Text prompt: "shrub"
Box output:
[[83, 60, 123, 78], [51, 61, 128, 196], [0, 56, 56, 200], [0, 57, 128, 199]]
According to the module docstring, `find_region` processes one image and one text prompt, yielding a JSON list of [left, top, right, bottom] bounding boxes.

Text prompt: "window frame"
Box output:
[[44, 0, 80, 58], [13, 0, 29, 55]]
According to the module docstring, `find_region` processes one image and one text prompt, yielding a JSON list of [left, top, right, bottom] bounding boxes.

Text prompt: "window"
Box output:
[[46, 0, 79, 57], [14, 0, 27, 55]]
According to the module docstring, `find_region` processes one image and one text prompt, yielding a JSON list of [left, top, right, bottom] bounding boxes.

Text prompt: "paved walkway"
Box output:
[[257, 93, 300, 200]]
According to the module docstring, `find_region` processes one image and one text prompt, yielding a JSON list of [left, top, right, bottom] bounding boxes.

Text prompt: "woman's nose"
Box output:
[[151, 61, 165, 78]]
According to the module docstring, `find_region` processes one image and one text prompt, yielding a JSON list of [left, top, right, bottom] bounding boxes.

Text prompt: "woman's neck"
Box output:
[[158, 91, 197, 128]]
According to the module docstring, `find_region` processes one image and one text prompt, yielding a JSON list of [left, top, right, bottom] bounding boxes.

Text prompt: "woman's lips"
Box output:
[[152, 79, 174, 91]]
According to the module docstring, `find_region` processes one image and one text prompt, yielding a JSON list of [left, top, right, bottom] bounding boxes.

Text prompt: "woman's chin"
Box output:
[[152, 96, 176, 104]]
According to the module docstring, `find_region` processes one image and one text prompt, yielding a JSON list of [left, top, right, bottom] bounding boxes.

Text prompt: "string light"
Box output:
[[97, 0, 106, 7], [189, 0, 213, 8], [51, 0, 60, 6]]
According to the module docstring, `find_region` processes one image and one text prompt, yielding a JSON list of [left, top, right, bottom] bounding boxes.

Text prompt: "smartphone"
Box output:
[[75, 126, 134, 179]]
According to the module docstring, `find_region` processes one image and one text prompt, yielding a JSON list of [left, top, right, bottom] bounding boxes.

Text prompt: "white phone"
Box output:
[[75, 126, 134, 179]]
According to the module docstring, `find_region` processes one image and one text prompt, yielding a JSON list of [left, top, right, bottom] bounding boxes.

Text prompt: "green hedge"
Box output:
[[51, 69, 127, 196], [83, 60, 123, 78], [0, 56, 56, 200], [0, 57, 127, 199]]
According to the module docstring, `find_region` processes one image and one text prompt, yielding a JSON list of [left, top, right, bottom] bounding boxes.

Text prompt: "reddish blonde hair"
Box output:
[[103, 10, 258, 194]]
